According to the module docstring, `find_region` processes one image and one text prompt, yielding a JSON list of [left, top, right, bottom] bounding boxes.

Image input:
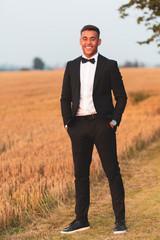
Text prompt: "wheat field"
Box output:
[[0, 68, 160, 230]]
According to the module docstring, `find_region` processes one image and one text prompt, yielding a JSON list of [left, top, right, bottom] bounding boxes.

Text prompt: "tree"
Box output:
[[122, 60, 145, 67], [119, 0, 160, 50], [33, 57, 45, 70]]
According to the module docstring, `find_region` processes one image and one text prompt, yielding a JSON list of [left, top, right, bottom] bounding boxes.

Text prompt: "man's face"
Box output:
[[80, 30, 101, 58]]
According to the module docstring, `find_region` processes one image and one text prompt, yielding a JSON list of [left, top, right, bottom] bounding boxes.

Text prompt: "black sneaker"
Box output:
[[113, 220, 127, 234], [61, 219, 90, 234]]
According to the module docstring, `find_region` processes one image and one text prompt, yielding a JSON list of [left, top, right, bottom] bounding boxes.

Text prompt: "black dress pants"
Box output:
[[67, 116, 125, 222]]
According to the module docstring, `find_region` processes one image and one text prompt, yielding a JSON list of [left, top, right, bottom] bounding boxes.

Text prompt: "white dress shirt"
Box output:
[[76, 52, 98, 116]]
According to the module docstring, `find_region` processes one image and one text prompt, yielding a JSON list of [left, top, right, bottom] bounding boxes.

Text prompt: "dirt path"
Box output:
[[2, 139, 160, 240]]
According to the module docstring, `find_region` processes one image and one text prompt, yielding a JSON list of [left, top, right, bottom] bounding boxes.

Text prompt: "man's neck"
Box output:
[[82, 52, 98, 59]]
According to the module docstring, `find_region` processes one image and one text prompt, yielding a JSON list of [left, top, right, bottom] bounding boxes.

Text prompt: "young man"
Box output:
[[60, 25, 127, 234]]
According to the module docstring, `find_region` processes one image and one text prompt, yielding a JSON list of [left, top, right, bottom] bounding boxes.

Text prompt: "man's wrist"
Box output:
[[111, 120, 117, 126], [110, 120, 117, 128]]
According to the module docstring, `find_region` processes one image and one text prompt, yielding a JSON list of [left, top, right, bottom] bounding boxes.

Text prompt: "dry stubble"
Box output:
[[0, 68, 160, 229]]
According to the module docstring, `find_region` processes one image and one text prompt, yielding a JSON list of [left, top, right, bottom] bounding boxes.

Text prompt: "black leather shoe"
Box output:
[[113, 220, 127, 234], [61, 219, 90, 234]]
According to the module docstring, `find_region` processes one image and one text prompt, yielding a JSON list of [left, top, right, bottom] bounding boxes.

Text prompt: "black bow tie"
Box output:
[[81, 57, 95, 64]]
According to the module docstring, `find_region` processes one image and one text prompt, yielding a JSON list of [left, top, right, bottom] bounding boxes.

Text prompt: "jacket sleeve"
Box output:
[[60, 62, 73, 127], [110, 61, 127, 126]]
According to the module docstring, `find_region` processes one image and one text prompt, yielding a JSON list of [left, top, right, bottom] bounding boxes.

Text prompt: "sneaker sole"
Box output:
[[61, 226, 90, 234], [114, 229, 127, 234]]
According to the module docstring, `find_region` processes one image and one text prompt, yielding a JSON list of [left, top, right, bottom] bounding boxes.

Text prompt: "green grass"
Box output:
[[129, 91, 151, 103], [0, 143, 6, 155], [121, 128, 160, 161], [2, 138, 160, 240]]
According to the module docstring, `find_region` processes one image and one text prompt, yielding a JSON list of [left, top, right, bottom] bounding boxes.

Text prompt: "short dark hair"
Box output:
[[81, 25, 100, 37]]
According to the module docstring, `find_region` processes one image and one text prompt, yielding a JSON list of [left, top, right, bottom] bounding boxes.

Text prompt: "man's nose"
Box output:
[[86, 39, 92, 44]]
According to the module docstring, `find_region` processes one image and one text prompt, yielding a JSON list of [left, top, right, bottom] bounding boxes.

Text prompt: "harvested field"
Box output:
[[0, 68, 160, 229]]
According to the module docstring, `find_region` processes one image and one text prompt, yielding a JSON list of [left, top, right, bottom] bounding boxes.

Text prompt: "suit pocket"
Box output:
[[104, 119, 116, 133], [108, 120, 117, 132], [67, 119, 76, 136]]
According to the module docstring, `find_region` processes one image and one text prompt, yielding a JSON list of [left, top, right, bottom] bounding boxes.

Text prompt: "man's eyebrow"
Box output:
[[82, 36, 96, 39]]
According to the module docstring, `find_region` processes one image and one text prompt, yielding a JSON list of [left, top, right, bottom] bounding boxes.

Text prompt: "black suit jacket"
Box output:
[[60, 54, 127, 127]]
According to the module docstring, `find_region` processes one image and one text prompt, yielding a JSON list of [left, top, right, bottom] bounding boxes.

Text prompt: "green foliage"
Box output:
[[121, 134, 147, 160], [119, 0, 160, 51], [121, 127, 160, 161], [33, 57, 45, 70], [0, 143, 6, 155], [130, 91, 151, 102]]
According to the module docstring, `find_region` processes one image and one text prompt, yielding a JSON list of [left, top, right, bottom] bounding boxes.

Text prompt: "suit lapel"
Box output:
[[93, 54, 105, 91], [74, 56, 81, 95]]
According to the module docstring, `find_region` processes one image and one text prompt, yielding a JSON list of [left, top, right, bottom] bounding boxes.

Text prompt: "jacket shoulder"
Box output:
[[66, 56, 81, 66], [98, 54, 117, 65]]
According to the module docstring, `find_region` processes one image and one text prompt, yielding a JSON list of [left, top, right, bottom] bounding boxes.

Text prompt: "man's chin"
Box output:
[[83, 51, 96, 58]]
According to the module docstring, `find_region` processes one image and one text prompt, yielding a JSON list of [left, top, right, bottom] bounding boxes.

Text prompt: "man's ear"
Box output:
[[80, 38, 82, 46], [98, 39, 102, 46]]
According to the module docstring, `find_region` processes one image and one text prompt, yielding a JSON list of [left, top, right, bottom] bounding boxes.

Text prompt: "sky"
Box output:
[[0, 0, 159, 68]]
